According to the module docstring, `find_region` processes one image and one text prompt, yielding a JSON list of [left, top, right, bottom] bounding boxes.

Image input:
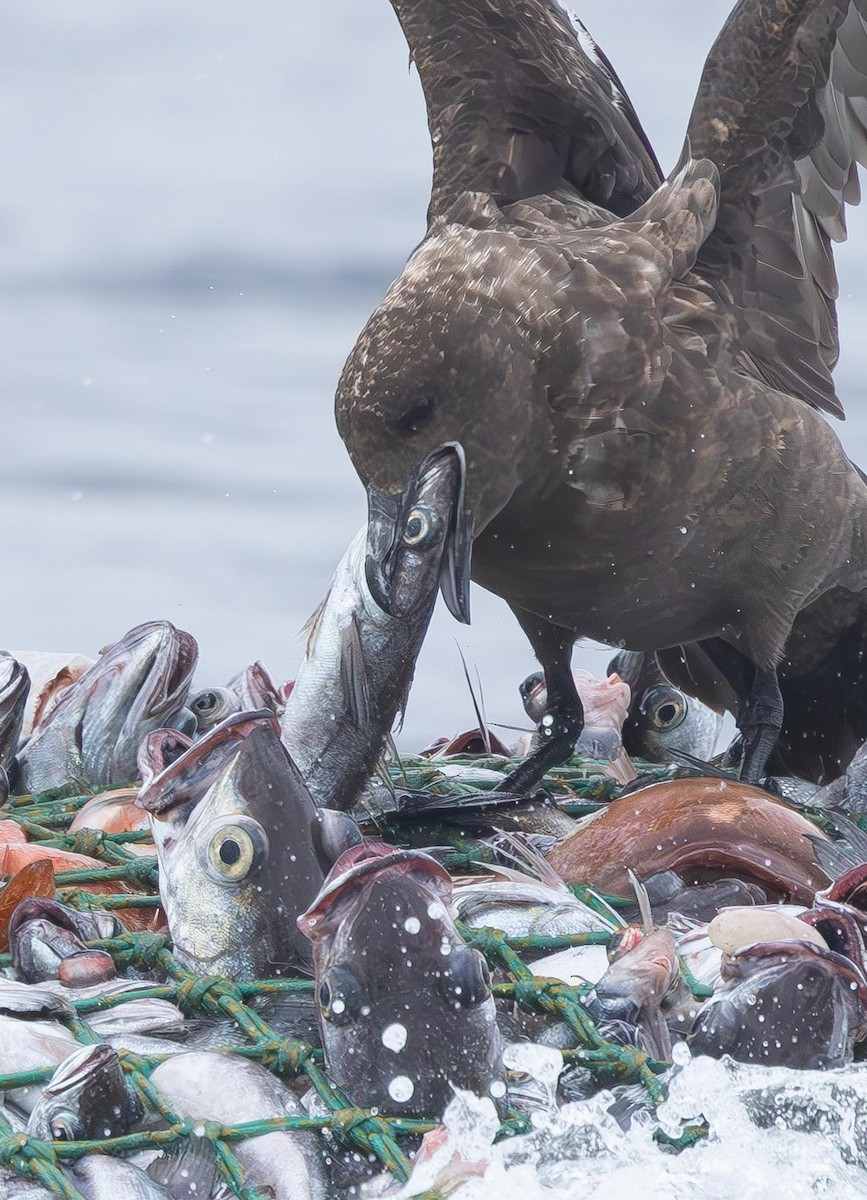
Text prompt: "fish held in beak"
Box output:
[[365, 441, 472, 624]]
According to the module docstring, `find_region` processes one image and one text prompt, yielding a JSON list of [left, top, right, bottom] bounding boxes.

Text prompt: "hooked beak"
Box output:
[[364, 442, 474, 625]]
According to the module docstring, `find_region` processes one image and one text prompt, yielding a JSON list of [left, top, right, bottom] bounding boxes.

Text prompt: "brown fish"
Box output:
[[546, 777, 830, 904]]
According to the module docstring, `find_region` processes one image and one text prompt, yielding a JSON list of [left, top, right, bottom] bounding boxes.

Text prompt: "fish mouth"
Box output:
[[298, 844, 451, 939], [137, 710, 281, 817], [364, 441, 473, 624]]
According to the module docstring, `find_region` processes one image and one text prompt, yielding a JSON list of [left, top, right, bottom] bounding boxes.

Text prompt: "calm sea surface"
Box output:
[[4, 1, 867, 747]]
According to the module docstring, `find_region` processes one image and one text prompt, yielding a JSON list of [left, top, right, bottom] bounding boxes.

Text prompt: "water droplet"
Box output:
[[388, 1075, 415, 1102], [382, 1022, 408, 1052], [404, 916, 421, 935]]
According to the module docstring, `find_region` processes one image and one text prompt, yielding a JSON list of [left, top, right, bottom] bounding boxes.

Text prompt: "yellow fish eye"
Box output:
[[205, 822, 265, 882]]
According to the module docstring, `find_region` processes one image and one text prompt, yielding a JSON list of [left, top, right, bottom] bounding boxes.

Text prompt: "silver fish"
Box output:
[[298, 841, 506, 1118], [187, 686, 241, 734], [66, 1155, 192, 1200], [608, 650, 723, 764], [15, 622, 198, 795], [27, 1044, 141, 1142], [138, 711, 331, 978], [0, 653, 29, 776], [280, 443, 466, 811], [0, 1015, 79, 1114], [589, 926, 680, 1061], [150, 1051, 328, 1200], [227, 660, 286, 716]]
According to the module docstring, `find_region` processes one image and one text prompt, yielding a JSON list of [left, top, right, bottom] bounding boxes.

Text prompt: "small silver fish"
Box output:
[[15, 622, 198, 795], [138, 711, 331, 978], [608, 650, 723, 764], [150, 1051, 328, 1200], [27, 1044, 141, 1142], [280, 443, 466, 811], [299, 841, 506, 1118]]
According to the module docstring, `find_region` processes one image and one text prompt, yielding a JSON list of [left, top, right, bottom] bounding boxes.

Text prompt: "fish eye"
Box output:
[[640, 686, 687, 731], [403, 505, 440, 548], [318, 965, 362, 1025], [440, 948, 492, 1006], [49, 1113, 80, 1141], [200, 818, 268, 883]]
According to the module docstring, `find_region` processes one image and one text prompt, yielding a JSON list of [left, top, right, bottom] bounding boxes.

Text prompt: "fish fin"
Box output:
[[487, 829, 592, 898], [664, 748, 732, 779], [820, 812, 867, 865], [145, 1135, 220, 1200], [807, 833, 860, 880], [338, 613, 371, 729], [455, 642, 491, 756], [627, 868, 655, 934], [299, 593, 329, 656]]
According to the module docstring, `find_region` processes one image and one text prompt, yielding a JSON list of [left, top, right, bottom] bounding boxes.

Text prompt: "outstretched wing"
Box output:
[[388, 0, 662, 222], [686, 0, 867, 418]]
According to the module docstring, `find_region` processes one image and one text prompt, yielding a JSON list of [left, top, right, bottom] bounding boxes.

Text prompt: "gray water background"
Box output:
[[4, 0, 867, 748]]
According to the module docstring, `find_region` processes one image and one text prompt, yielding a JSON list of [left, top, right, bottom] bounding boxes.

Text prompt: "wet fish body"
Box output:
[[15, 622, 198, 795], [546, 777, 831, 904], [280, 444, 465, 811], [138, 711, 329, 978], [150, 1051, 328, 1200], [299, 843, 505, 1117]]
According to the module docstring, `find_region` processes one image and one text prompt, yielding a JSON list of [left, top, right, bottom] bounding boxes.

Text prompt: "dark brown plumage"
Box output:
[[336, 0, 867, 789]]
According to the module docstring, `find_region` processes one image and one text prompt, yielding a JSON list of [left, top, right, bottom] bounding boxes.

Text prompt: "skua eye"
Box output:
[[201, 819, 268, 883], [640, 686, 687, 731], [403, 505, 439, 548], [394, 394, 437, 435]]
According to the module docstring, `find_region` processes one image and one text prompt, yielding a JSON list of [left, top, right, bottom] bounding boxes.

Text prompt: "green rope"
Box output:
[[0, 752, 714, 1199]]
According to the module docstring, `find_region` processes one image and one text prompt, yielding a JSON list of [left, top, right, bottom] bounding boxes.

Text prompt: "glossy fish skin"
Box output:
[[15, 622, 198, 795], [0, 653, 29, 774], [150, 1051, 328, 1200], [607, 650, 723, 764], [27, 1044, 141, 1142], [0, 1015, 80, 1114], [280, 443, 465, 811], [67, 1157, 179, 1200], [299, 843, 505, 1118], [138, 711, 329, 978], [546, 777, 831, 904], [688, 939, 867, 1069], [589, 926, 679, 1061]]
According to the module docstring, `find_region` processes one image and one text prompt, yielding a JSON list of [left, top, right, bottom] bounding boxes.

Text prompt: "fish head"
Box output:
[[595, 926, 679, 1015], [226, 661, 285, 716], [299, 844, 504, 1116], [17, 621, 198, 792], [9, 898, 120, 983], [139, 711, 326, 978], [362, 440, 473, 624], [337, 266, 553, 620], [188, 687, 241, 734], [27, 1044, 141, 1141]]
